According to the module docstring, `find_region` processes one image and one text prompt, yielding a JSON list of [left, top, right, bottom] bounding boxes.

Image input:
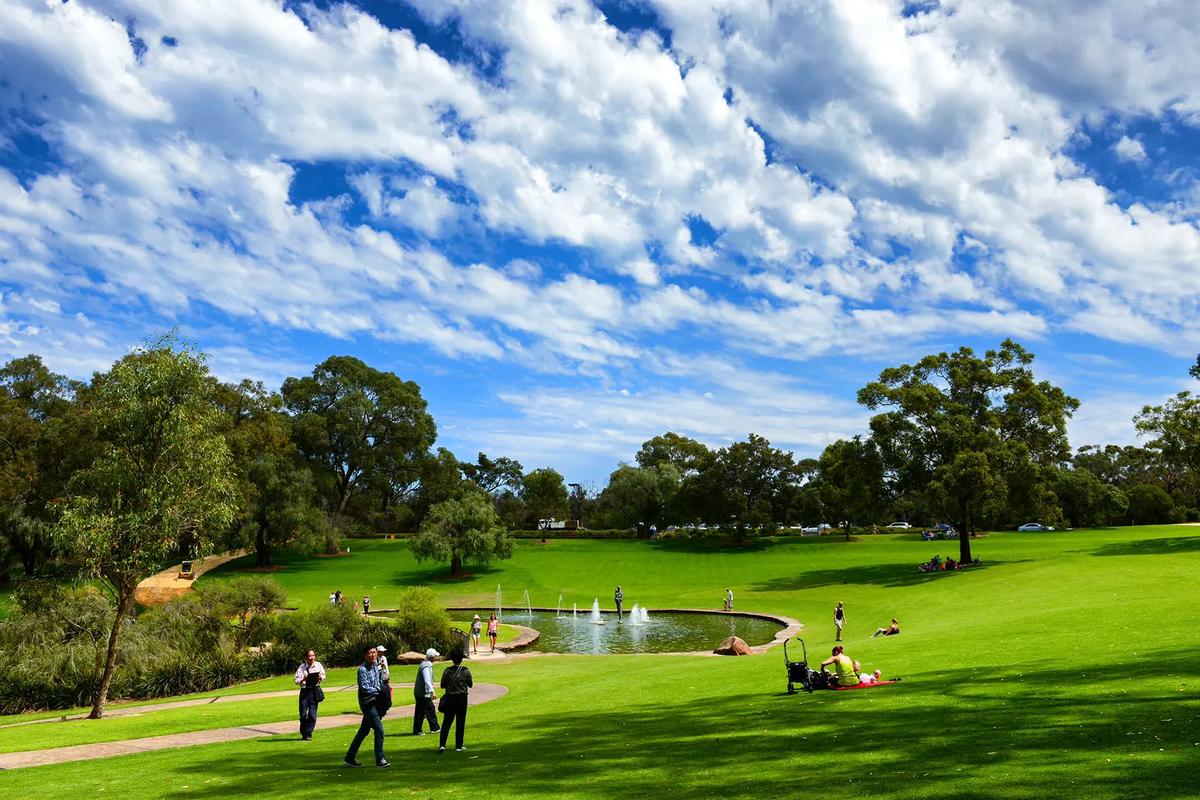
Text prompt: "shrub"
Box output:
[[390, 586, 452, 654]]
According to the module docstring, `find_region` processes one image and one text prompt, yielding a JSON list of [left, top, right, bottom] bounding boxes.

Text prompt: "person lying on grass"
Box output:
[[858, 669, 884, 685], [871, 618, 901, 637], [820, 645, 859, 687]]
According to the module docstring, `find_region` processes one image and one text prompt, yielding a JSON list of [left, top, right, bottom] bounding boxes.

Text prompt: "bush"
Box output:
[[390, 587, 452, 654]]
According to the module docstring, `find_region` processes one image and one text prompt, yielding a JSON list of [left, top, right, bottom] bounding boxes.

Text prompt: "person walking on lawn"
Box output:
[[413, 648, 440, 736], [834, 601, 846, 642], [438, 650, 474, 753], [294, 649, 325, 740], [343, 645, 390, 768], [614, 585, 624, 622]]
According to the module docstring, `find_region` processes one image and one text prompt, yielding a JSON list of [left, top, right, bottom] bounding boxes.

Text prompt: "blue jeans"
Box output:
[[345, 700, 386, 764], [299, 689, 319, 738]]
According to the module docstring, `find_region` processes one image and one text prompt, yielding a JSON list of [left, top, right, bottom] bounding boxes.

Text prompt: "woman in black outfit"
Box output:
[[438, 650, 473, 753]]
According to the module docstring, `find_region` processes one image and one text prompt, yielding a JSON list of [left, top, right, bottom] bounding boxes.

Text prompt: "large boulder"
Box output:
[[394, 650, 428, 665], [714, 635, 753, 656]]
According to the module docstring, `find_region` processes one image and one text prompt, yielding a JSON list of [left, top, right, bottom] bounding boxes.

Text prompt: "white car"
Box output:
[[1017, 522, 1054, 532], [800, 523, 832, 534], [886, 522, 911, 529]]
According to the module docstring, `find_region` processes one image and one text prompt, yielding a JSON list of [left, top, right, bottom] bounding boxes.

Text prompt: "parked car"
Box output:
[[886, 521, 911, 529], [800, 523, 832, 535], [1017, 522, 1054, 532]]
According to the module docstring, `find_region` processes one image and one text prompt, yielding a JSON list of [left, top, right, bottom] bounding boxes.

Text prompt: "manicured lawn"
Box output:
[[450, 619, 522, 645], [2, 526, 1197, 798]]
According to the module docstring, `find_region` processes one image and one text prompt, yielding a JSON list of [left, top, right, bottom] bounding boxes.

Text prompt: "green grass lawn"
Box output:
[[1, 526, 1196, 798], [450, 620, 522, 645]]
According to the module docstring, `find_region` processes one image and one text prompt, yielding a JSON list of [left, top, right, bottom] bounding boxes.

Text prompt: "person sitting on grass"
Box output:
[[820, 645, 858, 687], [871, 618, 901, 637]]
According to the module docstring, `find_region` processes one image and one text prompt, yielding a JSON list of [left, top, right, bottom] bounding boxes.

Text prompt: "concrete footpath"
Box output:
[[0, 683, 507, 770]]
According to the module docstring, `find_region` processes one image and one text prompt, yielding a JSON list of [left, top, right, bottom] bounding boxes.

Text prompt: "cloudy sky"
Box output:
[[2, 0, 1199, 483]]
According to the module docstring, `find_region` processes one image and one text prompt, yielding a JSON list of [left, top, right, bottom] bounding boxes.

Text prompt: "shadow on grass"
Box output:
[[753, 559, 1027, 591], [1091, 536, 1200, 557], [157, 647, 1198, 800]]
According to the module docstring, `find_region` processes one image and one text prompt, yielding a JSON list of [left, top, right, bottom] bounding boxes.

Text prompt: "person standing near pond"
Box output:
[[834, 601, 845, 641], [294, 649, 326, 740], [438, 650, 474, 753], [363, 595, 371, 615], [470, 614, 482, 655], [614, 585, 624, 621], [413, 648, 440, 736], [724, 588, 734, 611], [343, 645, 390, 768]]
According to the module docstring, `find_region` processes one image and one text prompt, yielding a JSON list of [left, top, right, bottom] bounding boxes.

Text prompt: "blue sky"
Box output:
[[2, 0, 1200, 485]]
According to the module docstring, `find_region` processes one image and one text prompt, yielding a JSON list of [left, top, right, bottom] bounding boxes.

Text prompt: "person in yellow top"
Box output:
[[820, 645, 859, 687]]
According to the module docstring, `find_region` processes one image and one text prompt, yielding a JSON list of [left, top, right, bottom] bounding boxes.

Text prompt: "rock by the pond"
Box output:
[[714, 636, 753, 656], [394, 650, 428, 664]]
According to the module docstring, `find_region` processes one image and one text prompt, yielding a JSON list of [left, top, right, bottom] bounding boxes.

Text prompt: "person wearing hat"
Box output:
[[413, 647, 441, 736], [375, 645, 393, 715], [469, 615, 482, 655]]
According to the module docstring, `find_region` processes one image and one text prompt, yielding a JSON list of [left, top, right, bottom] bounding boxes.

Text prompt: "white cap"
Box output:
[[376, 645, 387, 653], [426, 648, 439, 659]]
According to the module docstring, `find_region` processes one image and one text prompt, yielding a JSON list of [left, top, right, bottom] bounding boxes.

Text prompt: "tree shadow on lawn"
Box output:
[[752, 560, 1030, 591], [159, 648, 1197, 800], [1091, 536, 1200, 557]]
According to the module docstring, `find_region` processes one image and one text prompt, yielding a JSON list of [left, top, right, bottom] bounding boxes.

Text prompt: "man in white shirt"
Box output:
[[412, 648, 440, 735], [294, 649, 326, 740]]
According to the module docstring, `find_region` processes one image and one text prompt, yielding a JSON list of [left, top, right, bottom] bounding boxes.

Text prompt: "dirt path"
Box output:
[[0, 683, 508, 770], [134, 549, 247, 605]]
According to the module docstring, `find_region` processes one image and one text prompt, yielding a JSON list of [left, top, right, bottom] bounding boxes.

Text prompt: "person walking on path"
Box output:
[[343, 646, 390, 768], [363, 595, 371, 615], [294, 649, 326, 740], [413, 648, 440, 736], [614, 585, 624, 622], [438, 651, 474, 753], [834, 602, 845, 641], [724, 588, 734, 611], [487, 613, 499, 652], [470, 614, 482, 655]]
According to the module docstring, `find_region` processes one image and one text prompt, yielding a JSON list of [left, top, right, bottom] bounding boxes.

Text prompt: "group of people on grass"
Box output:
[[327, 590, 373, 614], [822, 601, 899, 687], [293, 643, 475, 768]]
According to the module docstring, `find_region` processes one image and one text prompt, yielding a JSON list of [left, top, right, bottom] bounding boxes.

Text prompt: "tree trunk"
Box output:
[[89, 587, 133, 719], [255, 527, 272, 568], [450, 553, 463, 577], [958, 512, 973, 563]]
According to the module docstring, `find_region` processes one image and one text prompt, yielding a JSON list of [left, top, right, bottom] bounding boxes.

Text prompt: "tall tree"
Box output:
[[815, 437, 886, 530], [411, 487, 514, 576], [1134, 391, 1200, 507], [0, 355, 80, 576], [521, 467, 569, 527], [55, 338, 237, 718], [462, 452, 525, 494], [281, 356, 436, 537], [711, 434, 796, 541], [599, 463, 681, 535], [858, 340, 1078, 561]]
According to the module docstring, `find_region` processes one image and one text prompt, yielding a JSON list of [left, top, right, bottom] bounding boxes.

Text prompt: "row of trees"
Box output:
[[583, 341, 1200, 563]]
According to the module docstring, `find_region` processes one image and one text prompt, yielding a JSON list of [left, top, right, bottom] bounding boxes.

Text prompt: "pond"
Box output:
[[487, 610, 785, 655]]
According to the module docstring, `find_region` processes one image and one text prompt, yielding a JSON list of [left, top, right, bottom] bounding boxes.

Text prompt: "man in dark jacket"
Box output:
[[438, 650, 474, 753]]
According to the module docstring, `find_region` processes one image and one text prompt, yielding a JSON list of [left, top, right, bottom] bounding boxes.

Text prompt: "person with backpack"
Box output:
[[413, 648, 440, 736], [343, 645, 390, 768], [438, 650, 474, 753]]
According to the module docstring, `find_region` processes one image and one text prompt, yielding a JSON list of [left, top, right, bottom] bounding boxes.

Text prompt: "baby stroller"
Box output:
[[784, 637, 826, 694]]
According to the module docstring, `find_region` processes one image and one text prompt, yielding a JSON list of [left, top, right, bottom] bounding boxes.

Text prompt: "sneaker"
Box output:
[[343, 758, 362, 768], [438, 746, 445, 753], [414, 731, 426, 736], [456, 746, 466, 752], [377, 760, 391, 769]]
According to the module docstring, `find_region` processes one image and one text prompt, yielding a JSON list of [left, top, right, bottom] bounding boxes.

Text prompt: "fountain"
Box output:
[[638, 606, 650, 624], [572, 602, 577, 620], [590, 598, 605, 624], [522, 589, 532, 618], [495, 585, 502, 619], [557, 595, 564, 619], [629, 603, 643, 626]]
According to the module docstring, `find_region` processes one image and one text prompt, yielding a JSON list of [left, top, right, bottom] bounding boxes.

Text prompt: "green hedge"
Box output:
[[510, 528, 638, 539]]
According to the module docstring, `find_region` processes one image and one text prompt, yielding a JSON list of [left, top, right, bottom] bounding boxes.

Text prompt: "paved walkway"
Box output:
[[134, 548, 248, 605], [0, 683, 507, 770]]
